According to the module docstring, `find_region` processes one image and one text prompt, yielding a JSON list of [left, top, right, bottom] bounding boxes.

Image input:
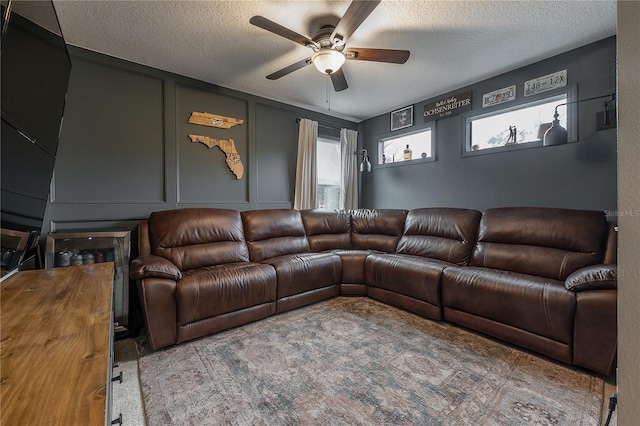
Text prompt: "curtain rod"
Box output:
[[295, 117, 347, 131]]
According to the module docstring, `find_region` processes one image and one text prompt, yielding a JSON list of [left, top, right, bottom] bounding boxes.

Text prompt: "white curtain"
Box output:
[[294, 118, 318, 210], [340, 128, 359, 210]]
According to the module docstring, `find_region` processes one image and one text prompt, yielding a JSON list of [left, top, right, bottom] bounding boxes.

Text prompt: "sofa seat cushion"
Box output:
[[365, 253, 449, 306], [332, 249, 382, 284], [263, 252, 342, 299], [177, 262, 277, 326], [442, 266, 575, 344]]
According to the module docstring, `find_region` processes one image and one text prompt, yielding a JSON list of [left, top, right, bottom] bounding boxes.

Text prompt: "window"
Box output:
[[464, 91, 573, 154], [378, 126, 434, 165], [317, 137, 341, 209]]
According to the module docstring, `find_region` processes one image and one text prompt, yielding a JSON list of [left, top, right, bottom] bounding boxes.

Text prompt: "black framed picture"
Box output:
[[391, 105, 413, 131]]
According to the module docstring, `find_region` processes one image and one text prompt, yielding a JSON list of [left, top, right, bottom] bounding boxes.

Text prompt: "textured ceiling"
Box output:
[[51, 0, 616, 122]]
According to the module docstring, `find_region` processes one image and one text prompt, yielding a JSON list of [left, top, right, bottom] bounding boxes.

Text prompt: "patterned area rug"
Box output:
[[138, 297, 603, 425]]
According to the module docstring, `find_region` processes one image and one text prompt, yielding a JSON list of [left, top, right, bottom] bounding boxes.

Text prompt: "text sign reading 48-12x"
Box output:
[[524, 70, 567, 97]]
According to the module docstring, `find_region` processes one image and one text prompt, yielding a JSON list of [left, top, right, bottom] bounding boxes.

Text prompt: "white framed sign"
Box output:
[[524, 70, 567, 97], [482, 85, 516, 108]]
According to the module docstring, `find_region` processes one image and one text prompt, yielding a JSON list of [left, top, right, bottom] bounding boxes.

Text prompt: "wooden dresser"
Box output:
[[1, 263, 115, 425]]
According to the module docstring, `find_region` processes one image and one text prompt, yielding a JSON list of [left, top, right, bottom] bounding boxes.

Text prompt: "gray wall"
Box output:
[[358, 37, 617, 214], [45, 47, 356, 237], [47, 37, 617, 237]]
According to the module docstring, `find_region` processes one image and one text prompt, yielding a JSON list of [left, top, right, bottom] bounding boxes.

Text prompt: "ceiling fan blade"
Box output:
[[331, 0, 381, 43], [266, 58, 312, 80], [330, 69, 348, 92], [250, 16, 319, 48], [344, 48, 410, 64]]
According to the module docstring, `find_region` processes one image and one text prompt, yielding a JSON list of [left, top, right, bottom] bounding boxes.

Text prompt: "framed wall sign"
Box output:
[[423, 91, 472, 120], [391, 105, 413, 131]]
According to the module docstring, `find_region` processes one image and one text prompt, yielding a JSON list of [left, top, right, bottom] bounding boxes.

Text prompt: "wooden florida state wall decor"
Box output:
[[188, 135, 244, 179], [188, 111, 245, 179]]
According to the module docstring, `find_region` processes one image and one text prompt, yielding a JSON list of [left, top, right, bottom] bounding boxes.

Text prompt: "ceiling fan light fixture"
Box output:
[[311, 49, 345, 75]]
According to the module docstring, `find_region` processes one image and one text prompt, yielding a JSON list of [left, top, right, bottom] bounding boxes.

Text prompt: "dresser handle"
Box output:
[[112, 371, 123, 383], [111, 413, 123, 425]]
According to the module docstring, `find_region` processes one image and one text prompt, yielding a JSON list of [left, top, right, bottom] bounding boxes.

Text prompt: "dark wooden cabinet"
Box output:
[[46, 230, 131, 330]]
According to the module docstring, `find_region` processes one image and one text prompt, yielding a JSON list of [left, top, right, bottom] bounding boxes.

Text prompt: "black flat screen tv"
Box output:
[[1, 0, 71, 229], [1, 0, 71, 272]]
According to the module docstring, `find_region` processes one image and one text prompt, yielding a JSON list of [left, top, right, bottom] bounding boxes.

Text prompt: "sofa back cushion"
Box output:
[[351, 209, 408, 252], [471, 207, 608, 280], [300, 209, 352, 251], [241, 209, 310, 262], [396, 208, 482, 265], [148, 208, 249, 271]]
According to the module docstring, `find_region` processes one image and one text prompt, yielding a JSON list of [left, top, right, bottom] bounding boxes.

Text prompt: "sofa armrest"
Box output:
[[137, 277, 178, 350], [130, 254, 182, 281], [565, 264, 617, 292]]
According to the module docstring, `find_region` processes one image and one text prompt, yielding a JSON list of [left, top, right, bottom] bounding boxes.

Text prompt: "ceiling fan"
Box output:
[[250, 0, 410, 92]]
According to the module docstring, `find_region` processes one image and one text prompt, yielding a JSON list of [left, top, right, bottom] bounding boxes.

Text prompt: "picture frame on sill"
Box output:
[[391, 105, 413, 131]]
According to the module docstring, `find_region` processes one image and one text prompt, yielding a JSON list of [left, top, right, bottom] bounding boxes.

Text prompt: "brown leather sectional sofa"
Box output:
[[130, 206, 617, 376]]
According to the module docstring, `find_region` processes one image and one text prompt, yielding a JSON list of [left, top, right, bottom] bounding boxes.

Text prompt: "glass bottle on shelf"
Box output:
[[403, 144, 412, 160]]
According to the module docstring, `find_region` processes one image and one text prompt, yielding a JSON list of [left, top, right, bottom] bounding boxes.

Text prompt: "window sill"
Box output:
[[462, 140, 542, 157], [377, 157, 435, 168]]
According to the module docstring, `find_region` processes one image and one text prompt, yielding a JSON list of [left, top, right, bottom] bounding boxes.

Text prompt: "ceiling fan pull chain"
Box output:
[[326, 74, 331, 111]]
